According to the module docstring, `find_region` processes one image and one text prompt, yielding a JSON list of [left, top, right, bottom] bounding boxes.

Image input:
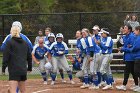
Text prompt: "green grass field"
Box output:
[[0, 73, 126, 80]]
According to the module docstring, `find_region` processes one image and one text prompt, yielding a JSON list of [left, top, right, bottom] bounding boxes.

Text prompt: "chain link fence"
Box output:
[[0, 12, 140, 77]]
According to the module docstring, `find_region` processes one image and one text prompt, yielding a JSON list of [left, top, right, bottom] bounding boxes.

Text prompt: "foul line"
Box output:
[[32, 89, 52, 93]]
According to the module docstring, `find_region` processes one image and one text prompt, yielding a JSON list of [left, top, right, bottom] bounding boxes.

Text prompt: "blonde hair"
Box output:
[[10, 26, 20, 37], [81, 28, 92, 36]]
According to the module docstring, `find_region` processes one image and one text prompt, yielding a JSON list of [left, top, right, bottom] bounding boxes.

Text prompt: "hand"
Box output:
[[88, 57, 93, 62], [57, 51, 64, 55], [118, 47, 122, 51], [96, 40, 100, 45], [77, 58, 81, 62], [68, 55, 74, 62], [36, 61, 40, 65]]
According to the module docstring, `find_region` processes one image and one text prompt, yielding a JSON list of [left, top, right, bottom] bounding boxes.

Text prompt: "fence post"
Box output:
[[2, 15, 4, 41]]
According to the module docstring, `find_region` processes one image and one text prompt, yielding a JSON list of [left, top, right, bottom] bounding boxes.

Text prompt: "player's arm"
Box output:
[[100, 37, 112, 49], [27, 45, 32, 72], [31, 45, 40, 64], [1, 34, 11, 52], [2, 41, 11, 74], [63, 42, 68, 54]]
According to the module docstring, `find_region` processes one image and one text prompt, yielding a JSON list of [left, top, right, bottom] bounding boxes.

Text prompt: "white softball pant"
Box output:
[[90, 53, 101, 75], [100, 54, 113, 75], [51, 55, 71, 73]]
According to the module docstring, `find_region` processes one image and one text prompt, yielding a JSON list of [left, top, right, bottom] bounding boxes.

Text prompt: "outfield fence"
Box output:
[[1, 11, 139, 78]]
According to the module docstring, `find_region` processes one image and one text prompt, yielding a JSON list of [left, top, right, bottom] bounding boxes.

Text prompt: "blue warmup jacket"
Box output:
[[122, 35, 140, 60], [121, 32, 135, 61]]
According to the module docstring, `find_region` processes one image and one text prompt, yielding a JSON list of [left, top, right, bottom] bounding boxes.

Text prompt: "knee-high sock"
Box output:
[[92, 74, 99, 86], [101, 73, 105, 82], [50, 72, 56, 81], [41, 72, 47, 81], [108, 74, 114, 85], [103, 73, 110, 85], [60, 72, 64, 79], [67, 71, 72, 80], [16, 87, 19, 93], [84, 75, 89, 84], [97, 72, 101, 84]]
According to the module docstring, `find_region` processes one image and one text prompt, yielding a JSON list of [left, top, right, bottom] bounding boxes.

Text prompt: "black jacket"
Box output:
[[2, 37, 32, 76]]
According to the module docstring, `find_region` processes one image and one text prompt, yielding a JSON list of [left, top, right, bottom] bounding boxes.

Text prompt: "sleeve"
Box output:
[[80, 38, 87, 49], [2, 41, 11, 73], [48, 43, 55, 53], [27, 45, 32, 71], [87, 37, 93, 47], [121, 35, 135, 52], [63, 42, 68, 54], [100, 37, 112, 50], [21, 34, 33, 52], [1, 34, 11, 52], [32, 44, 38, 54]]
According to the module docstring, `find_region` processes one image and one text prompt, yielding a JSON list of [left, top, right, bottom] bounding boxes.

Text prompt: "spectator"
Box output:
[[34, 30, 44, 45], [116, 26, 124, 51], [44, 27, 51, 45], [124, 14, 139, 31], [2, 25, 32, 93]]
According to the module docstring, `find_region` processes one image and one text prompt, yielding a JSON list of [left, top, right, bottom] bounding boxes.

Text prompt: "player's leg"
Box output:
[[39, 58, 47, 84], [80, 56, 90, 88], [58, 63, 66, 82], [50, 57, 58, 85], [89, 54, 100, 89], [76, 70, 84, 82], [107, 54, 115, 84], [18, 81, 26, 93], [100, 55, 109, 85], [9, 81, 18, 93], [96, 53, 102, 85], [100, 55, 113, 90], [16, 87, 19, 93], [59, 55, 75, 84]]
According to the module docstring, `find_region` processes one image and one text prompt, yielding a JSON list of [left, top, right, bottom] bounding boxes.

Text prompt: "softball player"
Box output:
[[32, 38, 48, 84], [48, 33, 75, 85], [97, 28, 114, 90], [44, 27, 51, 45], [80, 28, 97, 89], [75, 30, 87, 82], [45, 33, 66, 83], [73, 30, 83, 70], [88, 25, 102, 89]]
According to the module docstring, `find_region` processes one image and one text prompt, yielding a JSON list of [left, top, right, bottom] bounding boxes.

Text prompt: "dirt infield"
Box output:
[[0, 78, 135, 93]]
